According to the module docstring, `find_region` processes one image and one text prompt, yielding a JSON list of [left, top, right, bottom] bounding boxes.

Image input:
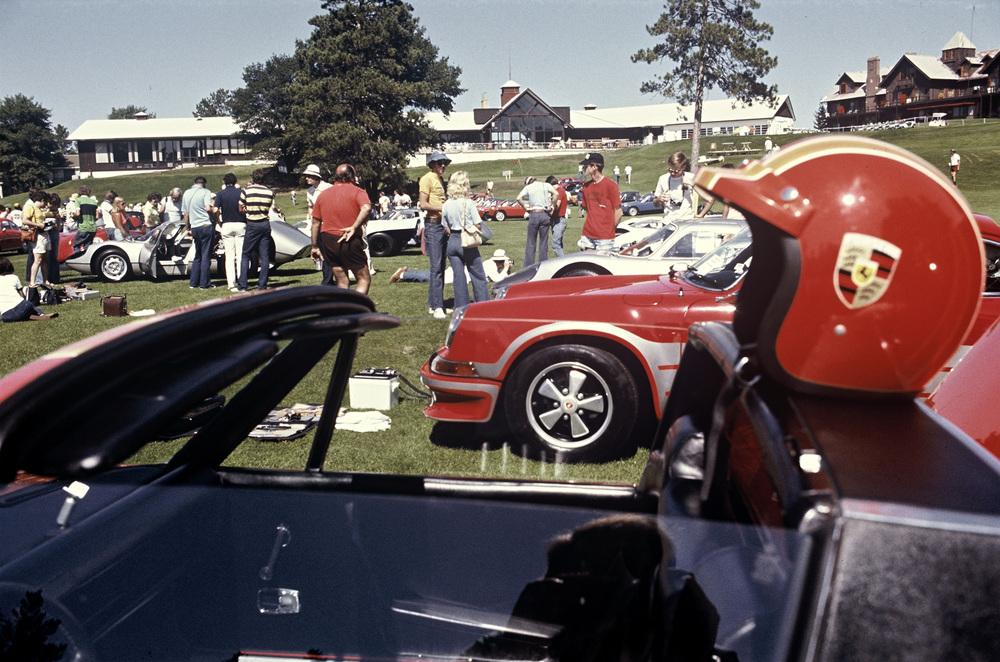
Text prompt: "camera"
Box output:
[[41, 219, 57, 232]]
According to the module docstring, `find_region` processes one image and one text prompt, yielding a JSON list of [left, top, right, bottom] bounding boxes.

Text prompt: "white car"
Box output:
[[64, 219, 311, 282], [293, 207, 421, 257], [493, 218, 747, 297]]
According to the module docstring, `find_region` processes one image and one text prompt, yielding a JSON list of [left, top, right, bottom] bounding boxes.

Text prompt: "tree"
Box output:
[[194, 88, 235, 117], [0, 94, 66, 194], [108, 105, 154, 119], [632, 0, 777, 167], [231, 0, 462, 194], [228, 54, 300, 165], [813, 104, 829, 131], [54, 124, 76, 155]]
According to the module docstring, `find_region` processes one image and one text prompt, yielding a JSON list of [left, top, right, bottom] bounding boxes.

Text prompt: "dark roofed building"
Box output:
[[822, 31, 1000, 128]]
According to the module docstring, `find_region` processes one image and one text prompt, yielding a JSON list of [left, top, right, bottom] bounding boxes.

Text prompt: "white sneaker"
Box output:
[[431, 308, 446, 319]]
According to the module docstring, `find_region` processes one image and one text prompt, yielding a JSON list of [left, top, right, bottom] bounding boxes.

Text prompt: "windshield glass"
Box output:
[[0, 482, 807, 662], [682, 231, 754, 290], [619, 225, 677, 256]]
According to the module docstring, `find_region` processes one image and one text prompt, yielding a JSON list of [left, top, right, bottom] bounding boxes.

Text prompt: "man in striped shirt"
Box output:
[[237, 170, 276, 291]]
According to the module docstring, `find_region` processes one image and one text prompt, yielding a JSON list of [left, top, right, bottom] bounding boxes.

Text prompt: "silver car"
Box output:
[[64, 219, 311, 282], [494, 218, 747, 297]]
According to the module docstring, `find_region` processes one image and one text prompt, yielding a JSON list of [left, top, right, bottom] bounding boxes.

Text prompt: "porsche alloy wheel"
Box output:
[[505, 345, 639, 462], [628, 206, 639, 216], [96, 249, 130, 282], [494, 211, 507, 222]]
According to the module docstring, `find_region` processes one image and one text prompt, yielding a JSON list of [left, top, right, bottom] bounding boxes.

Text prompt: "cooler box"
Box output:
[[348, 369, 399, 410]]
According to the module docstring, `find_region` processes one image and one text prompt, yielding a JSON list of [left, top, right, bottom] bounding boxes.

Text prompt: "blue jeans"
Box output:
[[424, 221, 448, 310], [189, 224, 215, 288], [239, 220, 272, 290], [524, 211, 551, 267], [551, 216, 567, 257], [2, 299, 43, 322], [446, 232, 488, 309], [47, 228, 61, 284]]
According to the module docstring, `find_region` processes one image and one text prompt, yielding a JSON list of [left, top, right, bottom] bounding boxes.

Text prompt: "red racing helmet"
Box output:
[[694, 135, 983, 396]]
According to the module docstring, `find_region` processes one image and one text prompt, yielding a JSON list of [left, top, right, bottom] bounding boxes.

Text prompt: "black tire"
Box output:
[[557, 266, 603, 278], [504, 344, 639, 462], [95, 248, 131, 282], [627, 206, 639, 216], [494, 210, 507, 222], [367, 232, 396, 257]]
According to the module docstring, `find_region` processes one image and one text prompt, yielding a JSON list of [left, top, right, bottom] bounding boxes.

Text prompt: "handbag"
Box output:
[[460, 200, 482, 248], [101, 295, 128, 317]]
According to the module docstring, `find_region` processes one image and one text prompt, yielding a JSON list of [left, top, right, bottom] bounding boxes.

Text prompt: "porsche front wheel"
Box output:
[[96, 248, 130, 282], [494, 211, 507, 222], [627, 206, 639, 216], [504, 345, 639, 462]]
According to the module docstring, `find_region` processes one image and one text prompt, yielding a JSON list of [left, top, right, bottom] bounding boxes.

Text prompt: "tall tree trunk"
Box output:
[[692, 59, 704, 170]]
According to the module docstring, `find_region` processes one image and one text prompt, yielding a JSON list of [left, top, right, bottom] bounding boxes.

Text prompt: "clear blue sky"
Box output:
[[3, 0, 999, 132]]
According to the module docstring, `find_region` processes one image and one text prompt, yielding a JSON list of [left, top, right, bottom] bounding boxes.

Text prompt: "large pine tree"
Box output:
[[230, 0, 462, 194], [632, 0, 777, 167], [0, 95, 66, 194]]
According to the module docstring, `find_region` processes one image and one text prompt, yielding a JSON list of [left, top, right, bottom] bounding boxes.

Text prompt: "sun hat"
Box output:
[[492, 248, 507, 259], [299, 164, 323, 178], [426, 151, 452, 166]]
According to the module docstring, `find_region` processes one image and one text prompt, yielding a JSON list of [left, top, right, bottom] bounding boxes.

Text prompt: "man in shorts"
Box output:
[[311, 163, 372, 294], [576, 153, 622, 252]]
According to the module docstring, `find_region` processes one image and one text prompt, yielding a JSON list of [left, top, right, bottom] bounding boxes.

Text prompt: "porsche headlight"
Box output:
[[445, 305, 467, 347]]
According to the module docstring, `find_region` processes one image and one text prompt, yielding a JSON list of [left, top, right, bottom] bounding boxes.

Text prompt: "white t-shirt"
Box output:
[[654, 171, 695, 214], [98, 200, 114, 228], [8, 209, 22, 226], [307, 180, 332, 212], [398, 192, 412, 207], [0, 274, 24, 315], [950, 152, 961, 168], [483, 258, 512, 283], [163, 197, 183, 223]]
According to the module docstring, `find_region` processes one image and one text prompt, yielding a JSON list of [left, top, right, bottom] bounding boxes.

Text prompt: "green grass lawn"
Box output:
[[3, 122, 999, 485], [0, 216, 646, 483]]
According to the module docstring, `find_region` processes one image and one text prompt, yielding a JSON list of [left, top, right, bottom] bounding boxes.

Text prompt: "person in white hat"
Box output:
[[483, 247, 513, 283], [300, 164, 333, 282]]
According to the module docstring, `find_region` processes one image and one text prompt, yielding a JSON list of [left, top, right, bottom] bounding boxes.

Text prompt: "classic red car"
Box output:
[[478, 199, 526, 222], [0, 220, 24, 253], [422, 215, 1000, 462], [56, 228, 109, 263]]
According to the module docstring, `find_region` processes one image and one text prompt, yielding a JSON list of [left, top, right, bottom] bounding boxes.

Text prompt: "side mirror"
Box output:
[[668, 264, 688, 280]]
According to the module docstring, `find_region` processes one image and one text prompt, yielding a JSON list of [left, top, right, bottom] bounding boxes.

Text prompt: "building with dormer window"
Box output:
[[822, 32, 1000, 128]]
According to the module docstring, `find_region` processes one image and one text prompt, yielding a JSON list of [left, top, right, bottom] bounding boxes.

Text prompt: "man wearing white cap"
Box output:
[[301, 164, 333, 282]]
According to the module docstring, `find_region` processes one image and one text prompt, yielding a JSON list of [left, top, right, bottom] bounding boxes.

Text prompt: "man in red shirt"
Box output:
[[577, 153, 622, 252], [545, 175, 569, 257], [311, 163, 373, 294]]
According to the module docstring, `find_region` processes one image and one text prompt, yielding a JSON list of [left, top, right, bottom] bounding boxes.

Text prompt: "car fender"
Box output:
[[472, 321, 684, 415]]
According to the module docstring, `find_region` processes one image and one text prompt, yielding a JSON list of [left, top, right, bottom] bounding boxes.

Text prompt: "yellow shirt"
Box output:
[[419, 171, 446, 216]]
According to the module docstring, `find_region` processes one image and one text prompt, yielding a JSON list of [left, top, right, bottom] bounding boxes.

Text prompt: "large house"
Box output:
[[822, 31, 1000, 128], [69, 114, 251, 176], [426, 81, 795, 149]]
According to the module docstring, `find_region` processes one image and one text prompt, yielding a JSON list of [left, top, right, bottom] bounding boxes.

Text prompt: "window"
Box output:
[[681, 129, 693, 139], [700, 127, 714, 136], [487, 95, 564, 144], [95, 142, 110, 164], [111, 141, 130, 163], [137, 141, 153, 162]]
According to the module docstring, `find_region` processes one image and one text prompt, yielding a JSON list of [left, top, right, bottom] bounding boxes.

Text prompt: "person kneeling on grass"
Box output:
[[0, 258, 57, 322]]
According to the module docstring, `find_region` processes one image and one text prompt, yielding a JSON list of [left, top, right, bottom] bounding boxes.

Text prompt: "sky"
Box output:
[[3, 0, 1000, 133]]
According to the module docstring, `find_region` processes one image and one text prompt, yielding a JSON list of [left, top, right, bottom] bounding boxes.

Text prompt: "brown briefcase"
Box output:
[[101, 295, 128, 317]]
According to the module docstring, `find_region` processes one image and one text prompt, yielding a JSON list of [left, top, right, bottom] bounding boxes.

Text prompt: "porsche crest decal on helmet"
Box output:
[[834, 232, 902, 309]]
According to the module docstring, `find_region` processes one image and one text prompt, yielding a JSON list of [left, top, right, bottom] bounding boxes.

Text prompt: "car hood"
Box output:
[[503, 273, 661, 299]]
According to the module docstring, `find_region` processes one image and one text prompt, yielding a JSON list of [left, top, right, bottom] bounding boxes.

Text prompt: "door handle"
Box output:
[[259, 524, 291, 581]]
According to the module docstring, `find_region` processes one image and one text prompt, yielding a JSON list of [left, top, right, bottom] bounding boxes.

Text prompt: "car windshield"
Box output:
[[0, 480, 809, 662], [681, 231, 754, 290], [618, 225, 677, 256]]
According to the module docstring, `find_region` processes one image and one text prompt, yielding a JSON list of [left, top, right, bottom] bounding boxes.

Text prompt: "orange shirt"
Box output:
[[312, 182, 371, 236]]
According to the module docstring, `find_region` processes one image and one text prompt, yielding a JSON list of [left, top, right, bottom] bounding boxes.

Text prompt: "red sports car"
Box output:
[[0, 221, 23, 253], [478, 199, 526, 222], [422, 216, 1000, 462]]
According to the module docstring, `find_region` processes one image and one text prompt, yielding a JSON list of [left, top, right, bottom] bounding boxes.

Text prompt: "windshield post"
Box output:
[[306, 335, 359, 471]]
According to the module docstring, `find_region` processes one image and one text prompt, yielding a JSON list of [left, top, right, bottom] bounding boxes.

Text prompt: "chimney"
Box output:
[[500, 80, 520, 106], [481, 93, 489, 108], [134, 111, 150, 121], [583, 104, 597, 110], [865, 57, 880, 113]]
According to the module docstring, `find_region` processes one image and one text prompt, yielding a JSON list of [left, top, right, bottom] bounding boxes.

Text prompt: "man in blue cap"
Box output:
[[419, 151, 451, 319]]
